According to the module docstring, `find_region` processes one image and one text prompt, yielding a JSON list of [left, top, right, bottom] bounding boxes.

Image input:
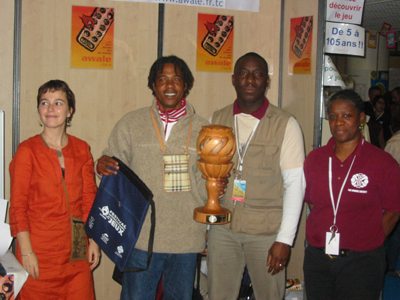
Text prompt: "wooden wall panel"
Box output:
[[282, 0, 319, 282], [20, 0, 159, 163], [0, 0, 14, 202], [163, 0, 282, 119]]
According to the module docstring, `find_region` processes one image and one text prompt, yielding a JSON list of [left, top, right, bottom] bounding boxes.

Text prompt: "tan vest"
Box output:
[[212, 103, 291, 235]]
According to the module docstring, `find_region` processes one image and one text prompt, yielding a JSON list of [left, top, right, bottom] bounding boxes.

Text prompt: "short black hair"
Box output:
[[148, 55, 194, 98], [234, 52, 269, 75], [392, 87, 400, 95], [327, 89, 364, 114], [368, 85, 381, 97], [372, 95, 385, 108], [37, 80, 76, 120]]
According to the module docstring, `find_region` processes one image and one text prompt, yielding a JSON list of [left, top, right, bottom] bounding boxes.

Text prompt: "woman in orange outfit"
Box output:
[[9, 80, 100, 299]]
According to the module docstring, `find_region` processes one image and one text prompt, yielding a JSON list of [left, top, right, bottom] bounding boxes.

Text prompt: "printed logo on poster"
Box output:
[[326, 0, 365, 25], [325, 22, 365, 57]]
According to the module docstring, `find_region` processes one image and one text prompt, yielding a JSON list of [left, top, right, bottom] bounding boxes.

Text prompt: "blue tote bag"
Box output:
[[85, 157, 155, 274]]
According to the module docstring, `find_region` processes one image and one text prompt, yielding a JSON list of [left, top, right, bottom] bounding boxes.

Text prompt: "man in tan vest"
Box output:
[[207, 52, 306, 299]]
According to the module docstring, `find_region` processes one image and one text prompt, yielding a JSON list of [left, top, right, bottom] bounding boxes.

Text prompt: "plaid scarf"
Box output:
[[157, 98, 187, 134]]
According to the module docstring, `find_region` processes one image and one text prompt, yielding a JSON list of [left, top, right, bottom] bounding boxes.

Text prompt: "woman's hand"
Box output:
[[88, 239, 101, 270], [17, 231, 39, 279], [22, 252, 39, 280]]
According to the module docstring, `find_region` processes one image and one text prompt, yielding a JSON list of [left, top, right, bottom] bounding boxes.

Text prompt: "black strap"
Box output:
[[192, 253, 204, 299], [195, 253, 202, 289]]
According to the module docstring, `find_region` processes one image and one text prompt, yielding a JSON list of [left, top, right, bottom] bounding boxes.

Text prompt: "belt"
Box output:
[[317, 247, 351, 258]]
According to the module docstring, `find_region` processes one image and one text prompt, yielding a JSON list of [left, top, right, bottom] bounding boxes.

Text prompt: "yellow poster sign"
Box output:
[[196, 13, 234, 73], [71, 6, 114, 69]]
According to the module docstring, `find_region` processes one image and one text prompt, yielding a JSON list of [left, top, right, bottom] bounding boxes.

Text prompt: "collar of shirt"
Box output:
[[233, 97, 270, 120], [156, 98, 187, 135], [327, 134, 365, 160], [157, 98, 187, 123]]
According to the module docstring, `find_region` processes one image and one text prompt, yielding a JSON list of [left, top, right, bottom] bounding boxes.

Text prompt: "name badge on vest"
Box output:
[[232, 179, 246, 201]]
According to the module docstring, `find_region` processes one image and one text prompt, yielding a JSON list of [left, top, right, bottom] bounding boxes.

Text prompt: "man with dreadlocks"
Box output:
[[97, 55, 216, 300]]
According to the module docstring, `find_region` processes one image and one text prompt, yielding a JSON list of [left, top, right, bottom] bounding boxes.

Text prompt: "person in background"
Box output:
[[304, 89, 400, 300], [207, 52, 305, 300], [367, 95, 391, 149], [391, 87, 400, 117], [364, 85, 381, 117], [9, 80, 100, 300], [385, 108, 400, 278]]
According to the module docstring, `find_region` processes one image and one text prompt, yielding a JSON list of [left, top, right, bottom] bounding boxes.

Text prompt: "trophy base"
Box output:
[[193, 207, 232, 224]]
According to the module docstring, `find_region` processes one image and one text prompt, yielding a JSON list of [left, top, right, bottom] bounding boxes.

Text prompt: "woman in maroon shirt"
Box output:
[[303, 89, 400, 300]]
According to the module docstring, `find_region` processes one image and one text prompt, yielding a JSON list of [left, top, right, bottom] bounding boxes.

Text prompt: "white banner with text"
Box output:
[[326, 0, 365, 25], [325, 22, 365, 56], [324, 55, 345, 87], [112, 0, 259, 12]]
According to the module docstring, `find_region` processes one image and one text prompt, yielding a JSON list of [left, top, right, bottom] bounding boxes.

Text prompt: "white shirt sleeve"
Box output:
[[385, 134, 400, 165], [276, 117, 306, 246], [276, 167, 306, 246], [280, 117, 305, 171]]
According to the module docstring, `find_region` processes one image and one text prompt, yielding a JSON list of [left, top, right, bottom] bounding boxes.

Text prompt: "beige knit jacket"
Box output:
[[103, 99, 209, 253]]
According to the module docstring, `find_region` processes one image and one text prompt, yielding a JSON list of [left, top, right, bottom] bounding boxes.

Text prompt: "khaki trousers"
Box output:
[[207, 225, 286, 300]]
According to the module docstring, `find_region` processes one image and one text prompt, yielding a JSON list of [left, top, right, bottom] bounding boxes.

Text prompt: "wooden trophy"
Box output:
[[194, 125, 236, 224]]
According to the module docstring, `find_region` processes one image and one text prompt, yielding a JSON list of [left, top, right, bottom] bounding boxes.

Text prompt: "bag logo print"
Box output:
[[99, 205, 127, 236], [114, 245, 124, 258], [101, 233, 109, 244], [88, 216, 95, 229]]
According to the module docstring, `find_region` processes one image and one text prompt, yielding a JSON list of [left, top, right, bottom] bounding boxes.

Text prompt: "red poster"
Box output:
[[71, 6, 114, 69], [289, 16, 313, 75]]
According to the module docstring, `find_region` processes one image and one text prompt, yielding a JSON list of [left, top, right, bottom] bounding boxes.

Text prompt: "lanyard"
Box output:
[[328, 155, 356, 228], [234, 115, 260, 179], [151, 108, 192, 155]]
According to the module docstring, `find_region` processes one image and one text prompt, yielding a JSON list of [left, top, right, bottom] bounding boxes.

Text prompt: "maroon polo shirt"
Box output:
[[233, 97, 269, 119], [304, 137, 400, 251]]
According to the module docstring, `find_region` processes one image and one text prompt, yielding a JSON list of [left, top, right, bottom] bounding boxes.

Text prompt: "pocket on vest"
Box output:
[[234, 206, 283, 235], [246, 144, 279, 170], [244, 170, 282, 205]]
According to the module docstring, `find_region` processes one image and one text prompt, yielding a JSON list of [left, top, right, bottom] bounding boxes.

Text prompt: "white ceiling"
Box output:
[[362, 0, 400, 32]]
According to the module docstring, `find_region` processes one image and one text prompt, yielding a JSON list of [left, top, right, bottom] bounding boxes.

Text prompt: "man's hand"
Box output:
[[202, 173, 230, 196], [266, 241, 291, 275], [217, 173, 230, 196], [97, 155, 119, 176]]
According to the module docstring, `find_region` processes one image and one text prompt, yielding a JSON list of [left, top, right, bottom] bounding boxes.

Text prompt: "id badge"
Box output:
[[232, 179, 246, 201], [325, 232, 340, 255]]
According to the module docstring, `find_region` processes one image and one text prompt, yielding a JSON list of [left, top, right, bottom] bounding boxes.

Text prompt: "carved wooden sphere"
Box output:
[[197, 125, 236, 165]]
